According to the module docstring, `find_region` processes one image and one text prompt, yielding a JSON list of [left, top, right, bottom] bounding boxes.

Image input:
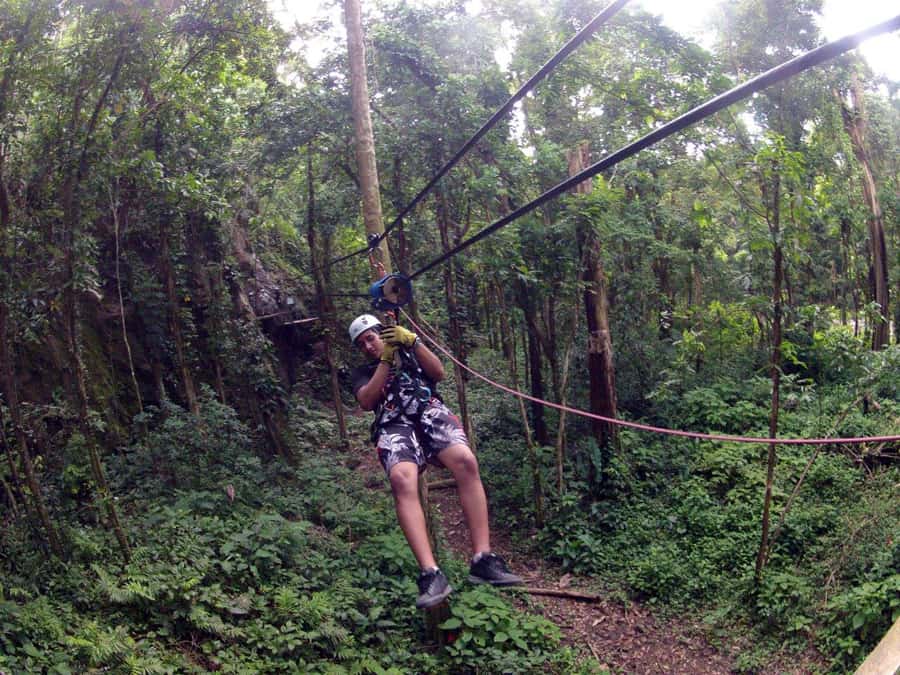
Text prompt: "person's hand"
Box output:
[[380, 339, 397, 364], [381, 325, 417, 348]]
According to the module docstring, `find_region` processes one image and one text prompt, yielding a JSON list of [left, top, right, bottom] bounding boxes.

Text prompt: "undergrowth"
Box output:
[[465, 335, 899, 674], [0, 389, 582, 673]]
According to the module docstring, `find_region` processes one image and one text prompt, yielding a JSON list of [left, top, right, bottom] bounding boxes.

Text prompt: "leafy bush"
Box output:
[[820, 574, 900, 672], [440, 585, 573, 673]]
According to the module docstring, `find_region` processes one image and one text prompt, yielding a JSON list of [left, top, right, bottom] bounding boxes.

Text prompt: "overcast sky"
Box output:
[[269, 0, 899, 81]]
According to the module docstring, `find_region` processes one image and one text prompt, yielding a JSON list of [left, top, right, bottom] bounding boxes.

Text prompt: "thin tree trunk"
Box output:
[[307, 145, 348, 445], [109, 182, 143, 415], [569, 142, 618, 483], [544, 295, 561, 402], [837, 73, 890, 349], [756, 175, 783, 583], [1, 419, 27, 515], [497, 285, 543, 526], [1, 474, 17, 517], [1, 136, 63, 557], [436, 190, 475, 447], [344, 0, 391, 277], [57, 45, 131, 562], [555, 300, 580, 495], [151, 111, 199, 416], [839, 216, 852, 326], [159, 221, 200, 415], [0, 317, 64, 557], [484, 281, 497, 351], [513, 279, 549, 446], [525, 325, 549, 446]]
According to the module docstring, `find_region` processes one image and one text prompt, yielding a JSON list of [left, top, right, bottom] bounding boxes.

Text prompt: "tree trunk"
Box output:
[[1, 90, 63, 555], [109, 182, 143, 415], [0, 342, 63, 556], [436, 191, 475, 447], [307, 145, 348, 446], [0, 420, 27, 517], [837, 72, 890, 349], [756, 175, 783, 582], [390, 156, 421, 325], [344, 0, 391, 277], [56, 45, 132, 562], [525, 321, 549, 446], [151, 110, 200, 416], [555, 301, 580, 495], [536, 296, 561, 402], [512, 279, 549, 446], [569, 142, 618, 481], [582, 241, 618, 450], [159, 219, 200, 415], [497, 283, 543, 526]]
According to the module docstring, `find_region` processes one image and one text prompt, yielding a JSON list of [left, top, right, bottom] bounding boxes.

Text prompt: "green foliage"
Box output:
[[112, 386, 258, 500], [820, 575, 900, 672], [440, 585, 574, 673], [2, 0, 899, 672], [1, 383, 579, 673], [522, 329, 898, 665]]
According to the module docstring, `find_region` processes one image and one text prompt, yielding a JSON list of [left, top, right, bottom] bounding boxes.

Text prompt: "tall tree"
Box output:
[[344, 0, 391, 276], [835, 66, 890, 349], [569, 142, 618, 476]]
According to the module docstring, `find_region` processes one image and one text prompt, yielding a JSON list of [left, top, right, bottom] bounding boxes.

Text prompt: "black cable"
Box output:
[[327, 0, 632, 268], [409, 14, 900, 281]]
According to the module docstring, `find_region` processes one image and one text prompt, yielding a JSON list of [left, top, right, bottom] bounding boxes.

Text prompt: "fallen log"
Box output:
[[521, 587, 603, 602]]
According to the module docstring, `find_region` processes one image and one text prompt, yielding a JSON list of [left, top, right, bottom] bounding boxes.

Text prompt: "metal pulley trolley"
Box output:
[[369, 273, 413, 311]]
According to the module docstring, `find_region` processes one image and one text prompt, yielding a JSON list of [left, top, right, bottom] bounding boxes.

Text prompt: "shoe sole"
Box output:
[[468, 575, 523, 586], [416, 584, 453, 609]]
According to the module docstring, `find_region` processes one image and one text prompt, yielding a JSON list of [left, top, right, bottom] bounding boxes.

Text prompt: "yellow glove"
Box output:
[[380, 325, 418, 348], [380, 339, 397, 364]]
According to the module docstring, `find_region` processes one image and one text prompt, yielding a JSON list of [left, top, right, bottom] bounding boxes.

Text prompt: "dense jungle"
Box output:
[[0, 0, 898, 672]]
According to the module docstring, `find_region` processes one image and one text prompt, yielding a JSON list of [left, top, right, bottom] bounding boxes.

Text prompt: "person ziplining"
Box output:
[[336, 0, 900, 612], [348, 312, 522, 609]]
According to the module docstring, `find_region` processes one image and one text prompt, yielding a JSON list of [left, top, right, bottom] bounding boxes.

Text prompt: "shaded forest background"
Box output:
[[0, 0, 897, 672]]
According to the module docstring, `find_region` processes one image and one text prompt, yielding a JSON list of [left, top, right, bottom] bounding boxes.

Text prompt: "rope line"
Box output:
[[402, 311, 900, 447], [328, 0, 632, 268], [408, 14, 900, 281]]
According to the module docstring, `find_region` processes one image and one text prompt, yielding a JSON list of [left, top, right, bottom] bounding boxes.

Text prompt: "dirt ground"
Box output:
[[353, 448, 825, 674]]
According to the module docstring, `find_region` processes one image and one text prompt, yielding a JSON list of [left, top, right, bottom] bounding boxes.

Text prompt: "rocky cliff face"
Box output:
[[14, 215, 320, 455]]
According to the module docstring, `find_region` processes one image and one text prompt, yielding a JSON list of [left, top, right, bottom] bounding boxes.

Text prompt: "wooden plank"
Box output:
[[855, 615, 900, 675]]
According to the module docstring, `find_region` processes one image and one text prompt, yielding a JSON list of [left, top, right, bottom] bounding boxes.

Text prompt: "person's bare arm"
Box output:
[[356, 362, 391, 410], [412, 340, 445, 382]]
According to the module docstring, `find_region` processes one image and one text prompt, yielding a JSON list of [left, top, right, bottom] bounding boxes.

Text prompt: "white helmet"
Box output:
[[348, 314, 382, 345]]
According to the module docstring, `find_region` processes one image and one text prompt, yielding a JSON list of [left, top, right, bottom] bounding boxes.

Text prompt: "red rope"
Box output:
[[402, 311, 900, 447]]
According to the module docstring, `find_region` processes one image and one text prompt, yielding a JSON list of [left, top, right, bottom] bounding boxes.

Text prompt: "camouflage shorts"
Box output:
[[375, 400, 469, 476]]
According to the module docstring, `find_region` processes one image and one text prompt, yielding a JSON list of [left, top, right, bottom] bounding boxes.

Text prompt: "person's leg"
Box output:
[[388, 461, 437, 569], [437, 443, 490, 555], [426, 408, 522, 587]]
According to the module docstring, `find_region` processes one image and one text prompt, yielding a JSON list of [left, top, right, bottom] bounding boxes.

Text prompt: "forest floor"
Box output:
[[427, 469, 735, 674], [351, 445, 826, 674]]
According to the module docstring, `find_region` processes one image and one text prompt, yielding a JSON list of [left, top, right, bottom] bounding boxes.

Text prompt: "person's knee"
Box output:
[[449, 448, 480, 481], [389, 463, 419, 495]]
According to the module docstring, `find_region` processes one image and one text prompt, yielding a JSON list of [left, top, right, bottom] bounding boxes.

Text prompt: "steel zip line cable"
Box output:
[[327, 0, 631, 268], [408, 14, 900, 282]]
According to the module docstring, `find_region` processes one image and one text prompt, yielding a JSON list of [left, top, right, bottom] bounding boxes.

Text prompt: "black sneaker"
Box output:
[[468, 553, 523, 586], [416, 568, 453, 609]]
